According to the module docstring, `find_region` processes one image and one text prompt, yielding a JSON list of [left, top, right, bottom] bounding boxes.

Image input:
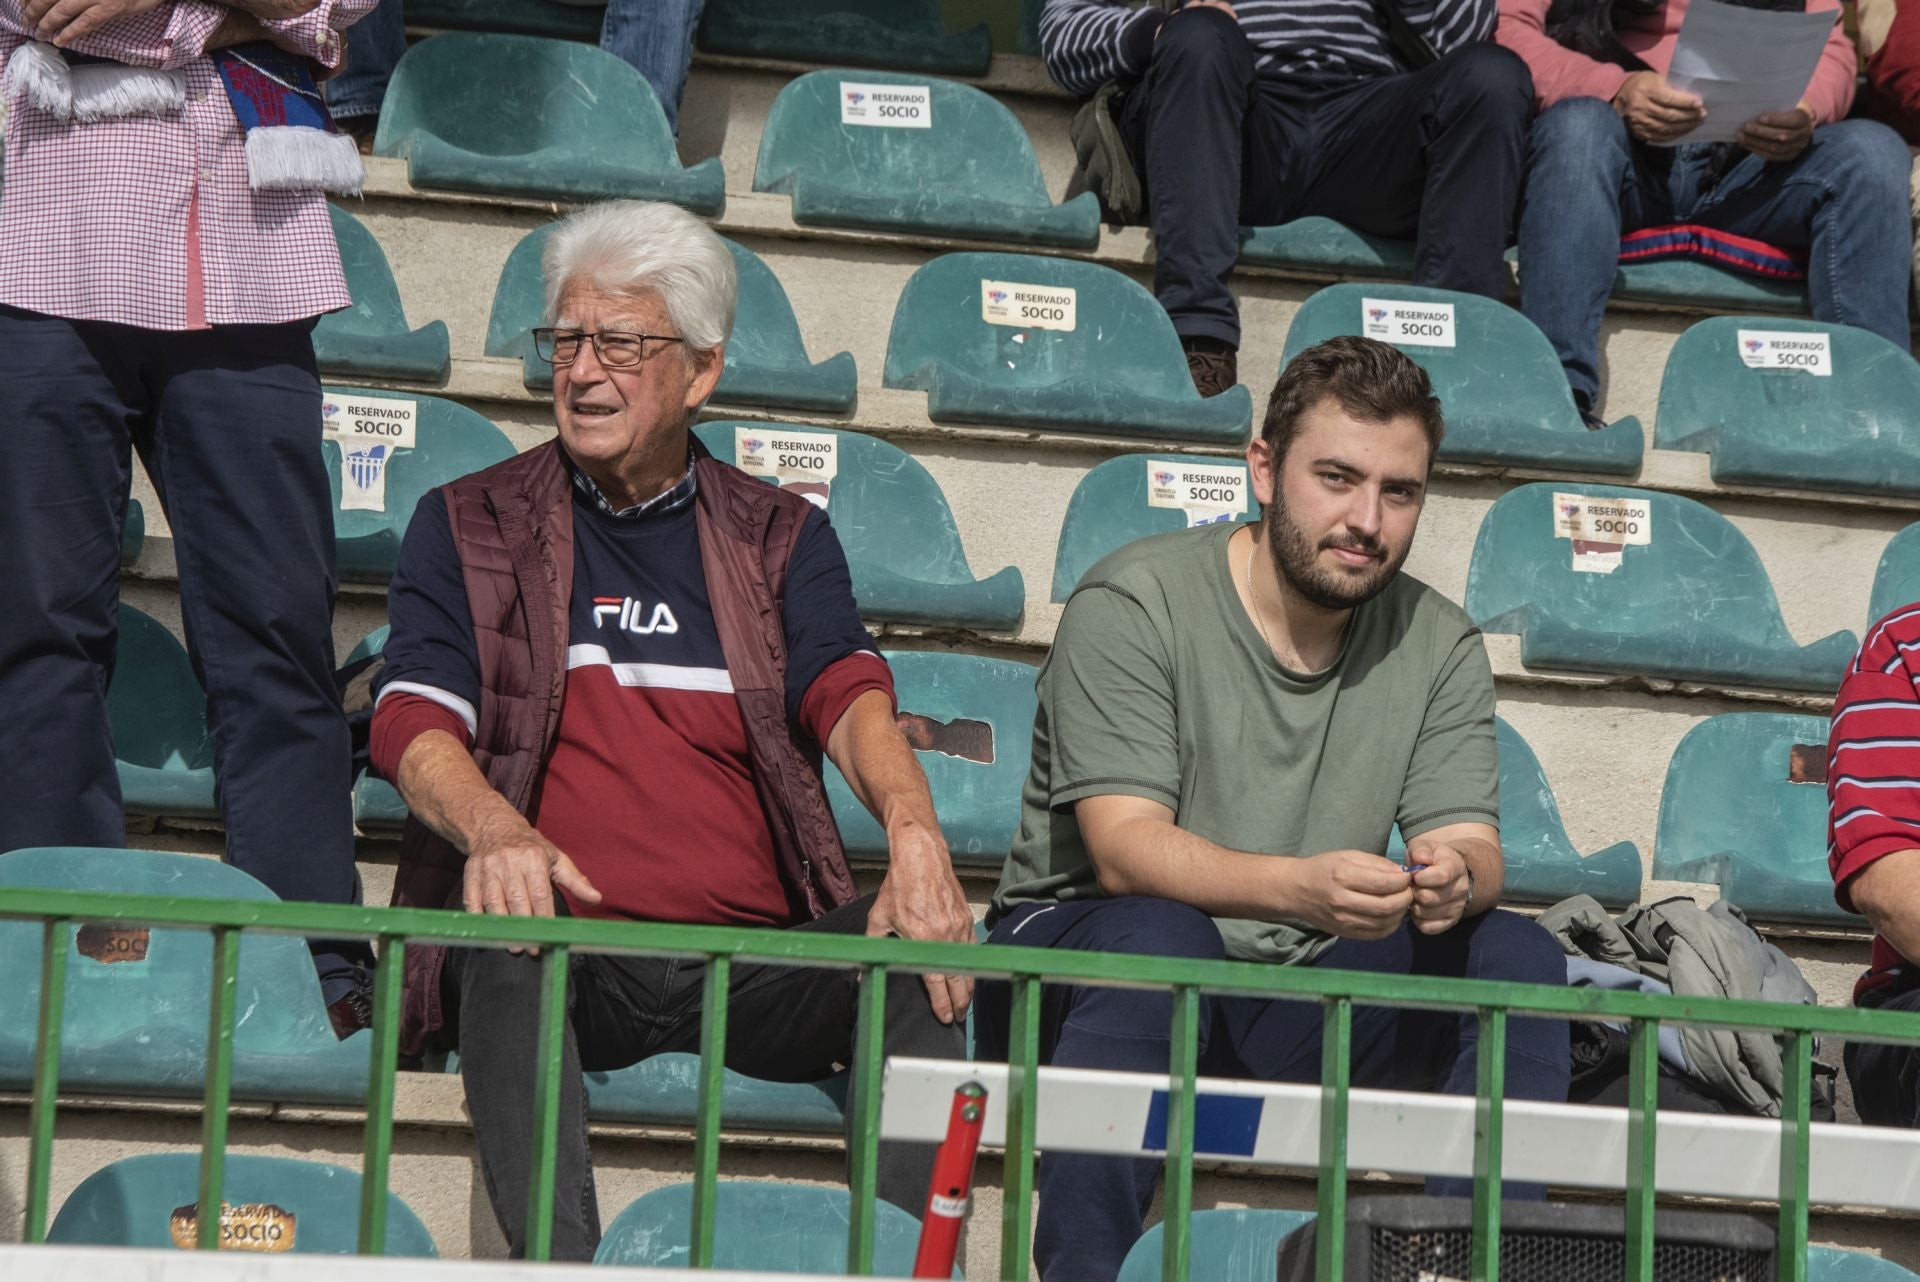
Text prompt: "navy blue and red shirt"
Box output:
[[370, 458, 892, 928], [1829, 603, 1920, 1002]]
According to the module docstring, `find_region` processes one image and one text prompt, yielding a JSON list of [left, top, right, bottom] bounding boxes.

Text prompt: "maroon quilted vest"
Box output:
[[389, 439, 858, 1054]]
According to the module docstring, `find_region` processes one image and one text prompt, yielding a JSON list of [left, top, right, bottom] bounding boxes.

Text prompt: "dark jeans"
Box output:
[[443, 893, 965, 1261], [1517, 97, 1914, 409], [1117, 8, 1532, 347], [1845, 985, 1920, 1128], [0, 305, 363, 985], [977, 897, 1573, 1282]]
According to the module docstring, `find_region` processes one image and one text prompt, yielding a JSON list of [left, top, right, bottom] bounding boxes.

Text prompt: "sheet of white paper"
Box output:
[[1660, 0, 1838, 145]]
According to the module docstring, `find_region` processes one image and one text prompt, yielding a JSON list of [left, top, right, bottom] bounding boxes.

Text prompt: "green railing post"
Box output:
[[1160, 985, 1201, 1282], [690, 954, 731, 1270], [195, 926, 241, 1250], [357, 935, 406, 1256], [1623, 1017, 1658, 1281], [23, 918, 69, 1244], [1000, 974, 1041, 1282], [523, 943, 571, 1262], [1777, 1030, 1812, 1282], [846, 963, 887, 1277], [1315, 997, 1352, 1282], [1470, 1006, 1506, 1282]]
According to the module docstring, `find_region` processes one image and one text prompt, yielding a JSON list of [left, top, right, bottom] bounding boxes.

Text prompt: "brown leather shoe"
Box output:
[[1184, 341, 1238, 399], [326, 975, 373, 1039]]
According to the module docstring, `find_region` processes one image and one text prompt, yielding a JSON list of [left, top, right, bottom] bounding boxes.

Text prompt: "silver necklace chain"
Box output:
[[1243, 534, 1280, 661]]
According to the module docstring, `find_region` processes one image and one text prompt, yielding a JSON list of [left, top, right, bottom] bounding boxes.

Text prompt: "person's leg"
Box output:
[[978, 897, 1226, 1282], [1678, 120, 1914, 353], [323, 0, 406, 129], [0, 306, 140, 854], [141, 322, 366, 995], [1514, 97, 1664, 414], [1844, 988, 1920, 1127], [1296, 44, 1532, 300], [600, 0, 709, 135]]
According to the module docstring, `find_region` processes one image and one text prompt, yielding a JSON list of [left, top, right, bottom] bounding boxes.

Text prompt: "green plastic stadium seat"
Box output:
[[1653, 713, 1853, 925], [321, 386, 516, 583], [1281, 284, 1642, 474], [1612, 258, 1808, 315], [1810, 1247, 1920, 1280], [585, 1055, 847, 1132], [594, 1181, 924, 1273], [1239, 219, 1415, 277], [693, 423, 1022, 629], [824, 650, 1035, 867], [1387, 718, 1641, 908], [1116, 1209, 1316, 1282], [345, 625, 410, 830], [1050, 453, 1263, 602], [487, 226, 857, 412], [315, 205, 451, 383], [0, 848, 370, 1101], [1654, 317, 1920, 498], [47, 1154, 435, 1255], [121, 499, 144, 567], [1869, 523, 1920, 628], [1465, 483, 1856, 693], [699, 0, 991, 76], [754, 70, 1098, 249], [111, 605, 216, 818], [405, 0, 601, 38], [885, 253, 1253, 443], [373, 34, 724, 212]]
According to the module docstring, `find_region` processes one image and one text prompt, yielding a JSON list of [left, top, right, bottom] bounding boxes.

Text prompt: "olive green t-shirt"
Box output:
[[993, 521, 1499, 965]]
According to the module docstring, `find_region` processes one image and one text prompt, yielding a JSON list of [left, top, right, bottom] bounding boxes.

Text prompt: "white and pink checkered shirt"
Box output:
[[0, 0, 373, 330]]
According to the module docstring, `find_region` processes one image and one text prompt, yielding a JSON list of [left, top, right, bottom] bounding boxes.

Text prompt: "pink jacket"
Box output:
[[1496, 0, 1858, 125]]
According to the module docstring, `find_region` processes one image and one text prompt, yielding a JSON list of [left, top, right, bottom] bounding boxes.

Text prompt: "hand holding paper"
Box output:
[[1658, 0, 1838, 146]]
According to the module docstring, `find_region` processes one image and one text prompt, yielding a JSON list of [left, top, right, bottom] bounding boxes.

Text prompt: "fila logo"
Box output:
[[591, 596, 679, 635]]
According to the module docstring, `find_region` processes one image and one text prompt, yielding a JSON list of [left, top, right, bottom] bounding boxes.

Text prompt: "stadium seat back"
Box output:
[[694, 423, 1023, 628], [1654, 712, 1850, 925], [1050, 453, 1263, 602], [1870, 524, 1920, 628], [823, 650, 1036, 866], [593, 1181, 924, 1273], [1281, 283, 1642, 474], [1238, 218, 1415, 277], [109, 605, 216, 818], [1809, 1247, 1920, 1280], [47, 1153, 436, 1255], [1116, 1208, 1316, 1282], [1655, 316, 1920, 497], [314, 205, 450, 382], [1465, 483, 1855, 693], [699, 0, 992, 75], [884, 252, 1253, 443], [754, 70, 1097, 248], [1612, 256, 1808, 314], [585, 1053, 847, 1132]]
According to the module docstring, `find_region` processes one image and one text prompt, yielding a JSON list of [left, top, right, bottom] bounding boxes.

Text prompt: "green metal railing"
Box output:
[[6, 887, 1920, 1281]]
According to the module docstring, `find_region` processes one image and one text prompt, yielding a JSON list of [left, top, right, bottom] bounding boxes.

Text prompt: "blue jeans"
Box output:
[[601, 0, 708, 134], [1517, 96, 1914, 409], [976, 897, 1573, 1282], [324, 0, 405, 121]]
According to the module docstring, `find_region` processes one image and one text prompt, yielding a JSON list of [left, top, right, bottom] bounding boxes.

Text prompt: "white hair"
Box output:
[[541, 200, 737, 353]]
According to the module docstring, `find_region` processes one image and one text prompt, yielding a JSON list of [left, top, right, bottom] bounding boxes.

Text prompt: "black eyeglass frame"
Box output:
[[531, 327, 687, 369]]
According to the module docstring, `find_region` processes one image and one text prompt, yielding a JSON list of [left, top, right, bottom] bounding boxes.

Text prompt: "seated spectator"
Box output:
[[369, 199, 973, 1259], [978, 336, 1571, 1282], [1498, 0, 1913, 428], [1828, 603, 1920, 1128], [1039, 0, 1533, 397]]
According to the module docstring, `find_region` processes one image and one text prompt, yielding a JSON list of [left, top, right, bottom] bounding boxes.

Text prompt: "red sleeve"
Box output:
[[1829, 608, 1920, 912], [369, 693, 471, 783], [1496, 0, 1631, 113], [1802, 0, 1858, 126], [798, 652, 895, 748], [1868, 0, 1920, 129]]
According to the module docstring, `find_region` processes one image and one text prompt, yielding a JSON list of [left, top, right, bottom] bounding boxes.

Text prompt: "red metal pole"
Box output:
[[913, 1080, 989, 1278]]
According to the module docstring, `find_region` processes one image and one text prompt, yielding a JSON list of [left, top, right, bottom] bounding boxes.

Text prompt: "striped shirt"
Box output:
[[1038, 0, 1498, 96], [1828, 602, 1920, 1001]]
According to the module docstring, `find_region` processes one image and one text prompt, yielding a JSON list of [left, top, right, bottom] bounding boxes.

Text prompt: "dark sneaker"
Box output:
[[1183, 339, 1238, 399], [340, 115, 378, 156], [326, 972, 374, 1039]]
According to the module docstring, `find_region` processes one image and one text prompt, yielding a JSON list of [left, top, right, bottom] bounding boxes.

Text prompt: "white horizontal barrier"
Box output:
[[882, 1057, 1920, 1212]]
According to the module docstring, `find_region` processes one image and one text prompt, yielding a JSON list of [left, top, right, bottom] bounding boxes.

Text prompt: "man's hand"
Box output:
[[1161, 0, 1235, 34], [1737, 102, 1815, 163], [462, 811, 602, 954], [1289, 850, 1414, 940], [1406, 839, 1472, 936], [1612, 70, 1707, 144], [27, 0, 164, 47], [868, 817, 975, 1024]]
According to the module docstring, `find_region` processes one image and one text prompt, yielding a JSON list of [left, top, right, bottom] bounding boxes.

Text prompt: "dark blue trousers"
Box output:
[[978, 897, 1572, 1282], [1845, 986, 1920, 1129], [0, 305, 363, 987]]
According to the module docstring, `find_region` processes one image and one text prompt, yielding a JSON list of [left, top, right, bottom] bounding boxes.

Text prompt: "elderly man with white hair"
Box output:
[[368, 199, 974, 1258]]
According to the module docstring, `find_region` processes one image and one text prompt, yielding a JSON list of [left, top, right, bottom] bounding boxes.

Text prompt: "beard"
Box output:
[[1266, 495, 1411, 611]]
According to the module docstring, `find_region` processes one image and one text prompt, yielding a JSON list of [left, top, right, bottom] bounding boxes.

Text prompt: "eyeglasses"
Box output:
[[531, 328, 686, 370]]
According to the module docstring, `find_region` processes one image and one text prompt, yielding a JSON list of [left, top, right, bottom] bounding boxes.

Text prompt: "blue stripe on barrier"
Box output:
[[1142, 1090, 1264, 1158]]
